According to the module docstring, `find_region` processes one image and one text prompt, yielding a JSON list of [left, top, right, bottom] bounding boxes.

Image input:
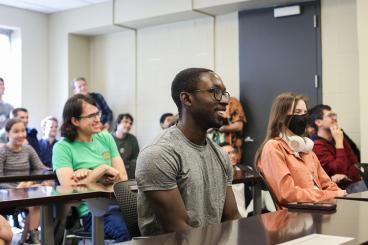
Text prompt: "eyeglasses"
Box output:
[[191, 87, 230, 101], [325, 112, 337, 119], [77, 111, 101, 120]]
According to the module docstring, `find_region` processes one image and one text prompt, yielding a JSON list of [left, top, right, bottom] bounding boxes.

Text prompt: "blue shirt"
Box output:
[[89, 92, 113, 125], [38, 138, 57, 168], [26, 127, 41, 157]]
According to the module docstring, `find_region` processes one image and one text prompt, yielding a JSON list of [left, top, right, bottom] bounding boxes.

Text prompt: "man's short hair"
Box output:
[[41, 116, 58, 130], [171, 68, 213, 115], [159, 113, 173, 124], [11, 107, 28, 118], [71, 76, 87, 89], [308, 104, 332, 131], [116, 113, 134, 125], [0, 77, 3, 83], [60, 94, 97, 142]]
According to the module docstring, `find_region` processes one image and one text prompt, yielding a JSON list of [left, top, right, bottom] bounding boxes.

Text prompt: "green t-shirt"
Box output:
[[52, 131, 119, 216]]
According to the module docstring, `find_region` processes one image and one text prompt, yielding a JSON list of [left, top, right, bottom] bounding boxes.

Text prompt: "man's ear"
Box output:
[[71, 117, 80, 127], [180, 92, 192, 109], [315, 119, 322, 127]]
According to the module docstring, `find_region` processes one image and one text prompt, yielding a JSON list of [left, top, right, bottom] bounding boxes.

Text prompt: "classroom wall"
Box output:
[[48, 1, 117, 123], [356, 0, 368, 161], [68, 34, 90, 95], [0, 4, 48, 133], [48, 0, 239, 146], [89, 31, 136, 133], [321, 0, 360, 146]]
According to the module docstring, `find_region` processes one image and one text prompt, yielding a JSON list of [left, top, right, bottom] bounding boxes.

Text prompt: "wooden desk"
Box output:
[[0, 170, 56, 183], [0, 184, 115, 245], [233, 168, 263, 215], [118, 199, 368, 245], [336, 190, 368, 202]]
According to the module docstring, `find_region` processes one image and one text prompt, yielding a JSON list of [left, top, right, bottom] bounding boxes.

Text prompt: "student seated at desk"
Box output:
[[255, 92, 346, 207], [0, 118, 48, 245], [0, 215, 12, 245], [52, 94, 130, 242], [136, 68, 240, 236]]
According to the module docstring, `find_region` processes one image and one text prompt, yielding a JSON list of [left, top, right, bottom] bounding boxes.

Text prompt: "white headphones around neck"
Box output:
[[285, 135, 314, 153]]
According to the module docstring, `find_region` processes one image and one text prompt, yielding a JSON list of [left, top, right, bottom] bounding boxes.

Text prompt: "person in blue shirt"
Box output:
[[38, 116, 58, 168]]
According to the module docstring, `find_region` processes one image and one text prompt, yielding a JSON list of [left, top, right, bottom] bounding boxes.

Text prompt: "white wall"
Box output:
[[215, 12, 239, 98], [48, 0, 239, 146], [321, 0, 360, 146], [89, 31, 136, 133], [48, 1, 116, 122], [68, 34, 91, 95], [136, 17, 214, 144], [357, 0, 368, 161], [0, 4, 48, 133]]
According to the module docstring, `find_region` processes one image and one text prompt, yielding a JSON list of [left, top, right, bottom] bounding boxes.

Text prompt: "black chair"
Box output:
[[113, 180, 141, 239], [355, 163, 368, 187], [257, 171, 281, 210]]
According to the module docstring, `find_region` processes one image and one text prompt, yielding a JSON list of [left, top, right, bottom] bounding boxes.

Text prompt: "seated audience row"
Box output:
[[2, 67, 366, 244], [256, 92, 346, 207]]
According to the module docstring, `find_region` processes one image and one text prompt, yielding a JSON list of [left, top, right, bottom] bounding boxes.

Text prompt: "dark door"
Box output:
[[239, 1, 321, 166]]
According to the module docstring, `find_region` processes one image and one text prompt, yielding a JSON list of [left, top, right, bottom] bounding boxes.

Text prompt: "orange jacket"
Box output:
[[258, 139, 341, 206]]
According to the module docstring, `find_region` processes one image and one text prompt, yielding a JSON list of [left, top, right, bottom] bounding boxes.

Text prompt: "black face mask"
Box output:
[[285, 114, 308, 136]]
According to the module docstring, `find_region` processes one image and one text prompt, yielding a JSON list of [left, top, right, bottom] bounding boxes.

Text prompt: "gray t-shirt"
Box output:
[[136, 126, 233, 236], [0, 145, 46, 189], [0, 101, 13, 129]]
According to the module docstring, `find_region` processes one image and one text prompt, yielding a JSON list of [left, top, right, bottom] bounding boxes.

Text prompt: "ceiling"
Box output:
[[0, 0, 110, 14]]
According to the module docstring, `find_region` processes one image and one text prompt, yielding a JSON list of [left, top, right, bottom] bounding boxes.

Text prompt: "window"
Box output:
[[0, 27, 21, 106]]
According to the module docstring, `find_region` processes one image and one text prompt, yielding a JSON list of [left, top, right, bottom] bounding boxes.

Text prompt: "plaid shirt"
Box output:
[[89, 92, 113, 124]]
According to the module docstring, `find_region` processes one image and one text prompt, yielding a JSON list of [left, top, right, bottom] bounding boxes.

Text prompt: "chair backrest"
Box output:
[[257, 171, 281, 210], [113, 180, 141, 238]]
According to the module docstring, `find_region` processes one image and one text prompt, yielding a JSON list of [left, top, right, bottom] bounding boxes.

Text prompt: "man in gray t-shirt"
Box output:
[[0, 78, 13, 130], [136, 68, 240, 236]]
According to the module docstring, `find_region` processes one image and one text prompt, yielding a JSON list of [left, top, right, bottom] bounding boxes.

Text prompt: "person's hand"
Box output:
[[331, 174, 348, 183], [16, 181, 34, 189], [0, 215, 13, 243], [336, 189, 347, 197], [72, 169, 92, 183], [41, 180, 55, 187], [330, 125, 344, 148], [100, 166, 119, 184]]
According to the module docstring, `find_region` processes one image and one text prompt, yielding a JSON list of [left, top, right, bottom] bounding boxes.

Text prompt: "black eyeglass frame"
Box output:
[[191, 87, 230, 101], [77, 111, 101, 119]]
